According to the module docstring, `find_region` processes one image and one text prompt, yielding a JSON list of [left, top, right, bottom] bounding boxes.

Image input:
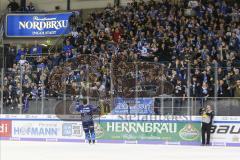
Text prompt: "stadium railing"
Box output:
[[1, 56, 240, 116], [1, 95, 240, 116]]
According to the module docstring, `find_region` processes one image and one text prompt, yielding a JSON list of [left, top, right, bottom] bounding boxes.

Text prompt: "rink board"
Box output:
[[0, 115, 240, 146]]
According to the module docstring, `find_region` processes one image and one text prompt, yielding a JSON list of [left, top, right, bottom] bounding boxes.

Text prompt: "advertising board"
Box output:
[[6, 12, 72, 37], [0, 120, 12, 137], [95, 121, 201, 142], [11, 121, 84, 139], [0, 115, 239, 146]]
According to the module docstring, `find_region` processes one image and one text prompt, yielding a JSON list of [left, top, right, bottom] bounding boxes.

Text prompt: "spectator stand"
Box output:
[[0, 0, 240, 116]]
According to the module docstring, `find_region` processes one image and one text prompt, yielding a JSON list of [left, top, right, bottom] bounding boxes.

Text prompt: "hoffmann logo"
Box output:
[[0, 120, 12, 137]]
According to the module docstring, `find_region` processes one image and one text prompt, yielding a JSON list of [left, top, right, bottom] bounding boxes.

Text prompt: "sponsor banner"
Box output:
[[0, 114, 240, 122], [5, 12, 72, 37], [104, 115, 199, 122], [95, 121, 201, 142], [0, 120, 12, 137], [0, 114, 81, 120], [12, 121, 85, 139], [0, 116, 239, 146], [112, 98, 155, 115], [211, 123, 240, 144], [214, 116, 240, 122]]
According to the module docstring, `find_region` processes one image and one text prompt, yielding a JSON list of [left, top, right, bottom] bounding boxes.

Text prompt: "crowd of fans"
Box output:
[[2, 0, 240, 112], [7, 0, 35, 12]]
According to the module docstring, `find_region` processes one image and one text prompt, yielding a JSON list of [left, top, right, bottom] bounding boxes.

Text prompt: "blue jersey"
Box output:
[[75, 103, 98, 123]]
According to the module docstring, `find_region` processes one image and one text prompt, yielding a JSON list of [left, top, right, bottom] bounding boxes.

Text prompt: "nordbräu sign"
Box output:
[[5, 12, 72, 37]]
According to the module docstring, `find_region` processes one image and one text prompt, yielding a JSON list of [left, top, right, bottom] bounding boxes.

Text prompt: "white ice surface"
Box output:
[[0, 141, 239, 160]]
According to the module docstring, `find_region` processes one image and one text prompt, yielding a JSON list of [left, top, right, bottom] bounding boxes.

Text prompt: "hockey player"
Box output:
[[75, 98, 99, 144]]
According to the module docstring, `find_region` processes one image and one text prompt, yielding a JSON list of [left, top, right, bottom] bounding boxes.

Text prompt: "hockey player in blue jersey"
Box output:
[[75, 98, 99, 144]]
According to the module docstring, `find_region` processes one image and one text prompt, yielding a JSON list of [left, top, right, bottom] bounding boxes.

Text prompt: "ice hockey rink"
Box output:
[[0, 141, 239, 160]]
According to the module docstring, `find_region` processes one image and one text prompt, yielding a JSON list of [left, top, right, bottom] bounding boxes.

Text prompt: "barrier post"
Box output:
[[19, 65, 23, 114], [160, 65, 164, 115], [110, 62, 114, 111], [187, 62, 191, 116], [63, 74, 67, 115], [41, 69, 44, 114], [0, 68, 3, 114], [214, 62, 218, 115]]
